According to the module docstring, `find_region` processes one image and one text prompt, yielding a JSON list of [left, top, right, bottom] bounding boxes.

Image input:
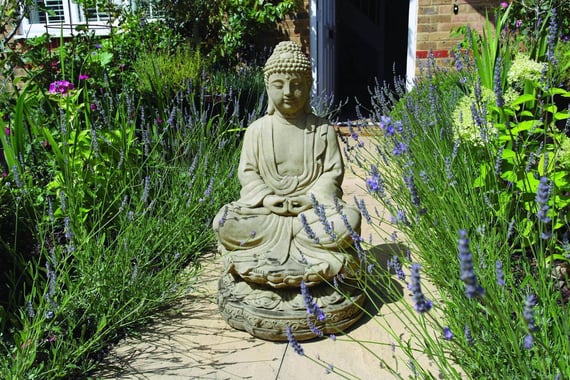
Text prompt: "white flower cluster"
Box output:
[[507, 54, 547, 90], [451, 86, 498, 147]]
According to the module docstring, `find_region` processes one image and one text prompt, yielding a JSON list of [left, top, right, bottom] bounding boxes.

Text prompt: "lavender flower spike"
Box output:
[[495, 260, 505, 287], [523, 294, 537, 333], [458, 230, 485, 299], [535, 176, 551, 224], [286, 325, 304, 356], [409, 263, 432, 313], [300, 281, 326, 321]]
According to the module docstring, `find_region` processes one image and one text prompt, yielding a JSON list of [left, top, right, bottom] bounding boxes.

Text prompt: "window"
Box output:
[[18, 0, 156, 38]]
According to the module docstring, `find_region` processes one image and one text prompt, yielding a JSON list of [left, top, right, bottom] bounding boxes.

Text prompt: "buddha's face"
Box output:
[[267, 73, 310, 117]]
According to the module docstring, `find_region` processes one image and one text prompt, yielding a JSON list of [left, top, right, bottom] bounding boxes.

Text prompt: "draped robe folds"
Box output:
[[213, 114, 361, 288]]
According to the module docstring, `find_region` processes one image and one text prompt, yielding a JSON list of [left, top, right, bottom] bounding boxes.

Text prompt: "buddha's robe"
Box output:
[[213, 113, 361, 288]]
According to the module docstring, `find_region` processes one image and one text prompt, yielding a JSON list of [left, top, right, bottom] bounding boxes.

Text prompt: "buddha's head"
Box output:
[[263, 41, 312, 117]]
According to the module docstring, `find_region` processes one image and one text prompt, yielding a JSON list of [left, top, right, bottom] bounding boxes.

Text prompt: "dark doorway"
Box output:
[[336, 0, 409, 120]]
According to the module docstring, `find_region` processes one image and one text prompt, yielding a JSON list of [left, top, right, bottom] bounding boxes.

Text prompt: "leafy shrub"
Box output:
[[0, 53, 264, 378], [133, 47, 209, 104]]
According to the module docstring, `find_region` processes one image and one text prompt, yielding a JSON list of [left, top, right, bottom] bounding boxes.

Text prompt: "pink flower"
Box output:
[[4, 127, 9, 136], [79, 74, 89, 80], [49, 80, 74, 95], [90, 103, 97, 111], [500, 2, 508, 8]]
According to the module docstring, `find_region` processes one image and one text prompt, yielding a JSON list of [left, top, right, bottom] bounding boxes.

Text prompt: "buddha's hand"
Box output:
[[263, 194, 289, 215], [287, 195, 312, 215]]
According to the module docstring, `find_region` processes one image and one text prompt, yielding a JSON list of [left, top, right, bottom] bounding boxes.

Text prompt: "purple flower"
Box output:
[[300, 213, 319, 244], [494, 147, 504, 175], [464, 325, 474, 345], [307, 316, 323, 337], [404, 172, 421, 209], [388, 255, 406, 281], [286, 325, 304, 355], [366, 165, 385, 198], [312, 194, 336, 241], [455, 56, 464, 71], [458, 230, 485, 299], [500, 2, 508, 9], [78, 74, 89, 80], [393, 141, 408, 156], [390, 209, 409, 225], [90, 103, 97, 111], [218, 206, 228, 227], [515, 19, 522, 28], [494, 57, 504, 108], [4, 127, 9, 135], [495, 260, 505, 287], [379, 115, 393, 134], [536, 177, 551, 224], [546, 8, 558, 63], [409, 263, 432, 313], [300, 281, 326, 321], [523, 294, 537, 333], [48, 80, 74, 95], [523, 334, 533, 349], [95, 43, 102, 49], [442, 327, 453, 340], [354, 196, 372, 224]]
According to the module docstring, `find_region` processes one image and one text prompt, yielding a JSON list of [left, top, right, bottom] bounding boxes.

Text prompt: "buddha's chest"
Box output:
[[272, 127, 306, 176]]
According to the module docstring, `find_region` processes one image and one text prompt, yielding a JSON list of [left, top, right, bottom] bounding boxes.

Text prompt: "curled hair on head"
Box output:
[[263, 41, 312, 85]]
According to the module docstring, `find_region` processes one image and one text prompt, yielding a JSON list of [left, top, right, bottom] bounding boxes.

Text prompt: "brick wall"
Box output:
[[416, 0, 502, 70], [254, 0, 311, 55]]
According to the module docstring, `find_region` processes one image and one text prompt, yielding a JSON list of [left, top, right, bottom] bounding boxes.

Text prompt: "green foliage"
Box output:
[[0, 35, 264, 376], [452, 4, 512, 91], [156, 0, 302, 65], [340, 61, 570, 378], [215, 0, 301, 61], [506, 0, 570, 48], [133, 47, 209, 102]]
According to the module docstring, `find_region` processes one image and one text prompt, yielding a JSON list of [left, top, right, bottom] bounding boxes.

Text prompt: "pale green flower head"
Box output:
[[451, 86, 497, 147], [507, 54, 547, 90]]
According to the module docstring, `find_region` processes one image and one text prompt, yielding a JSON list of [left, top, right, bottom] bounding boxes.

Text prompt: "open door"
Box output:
[[311, 0, 410, 120]]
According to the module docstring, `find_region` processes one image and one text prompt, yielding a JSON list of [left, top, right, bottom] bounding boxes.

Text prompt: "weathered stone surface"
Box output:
[[218, 272, 365, 341], [213, 41, 363, 340]]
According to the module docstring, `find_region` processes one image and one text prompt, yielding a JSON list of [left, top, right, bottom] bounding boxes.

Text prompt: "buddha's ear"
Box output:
[[267, 98, 275, 115]]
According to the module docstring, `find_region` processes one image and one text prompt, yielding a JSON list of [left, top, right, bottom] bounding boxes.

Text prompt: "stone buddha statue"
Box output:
[[215, 41, 364, 341]]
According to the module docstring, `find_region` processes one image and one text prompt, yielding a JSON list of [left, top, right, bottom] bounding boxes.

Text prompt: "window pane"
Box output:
[[29, 0, 65, 24], [85, 6, 111, 22]]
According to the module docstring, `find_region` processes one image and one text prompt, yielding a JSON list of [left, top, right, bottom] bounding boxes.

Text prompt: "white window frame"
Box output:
[[16, 0, 133, 39]]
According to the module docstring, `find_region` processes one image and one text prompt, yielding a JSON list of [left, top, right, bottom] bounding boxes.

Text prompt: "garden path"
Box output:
[[96, 133, 444, 380]]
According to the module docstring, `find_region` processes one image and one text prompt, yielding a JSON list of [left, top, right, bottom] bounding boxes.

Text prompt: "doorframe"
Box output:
[[309, 0, 335, 100], [309, 0, 418, 97], [407, 0, 418, 91]]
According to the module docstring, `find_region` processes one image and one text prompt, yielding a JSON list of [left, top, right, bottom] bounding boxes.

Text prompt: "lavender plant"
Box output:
[[294, 45, 568, 377], [0, 59, 260, 378]]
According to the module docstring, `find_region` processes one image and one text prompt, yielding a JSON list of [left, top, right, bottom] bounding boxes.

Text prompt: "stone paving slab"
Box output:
[[96, 135, 444, 379]]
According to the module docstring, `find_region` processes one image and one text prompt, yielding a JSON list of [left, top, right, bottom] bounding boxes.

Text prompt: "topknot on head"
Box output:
[[263, 41, 312, 84]]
